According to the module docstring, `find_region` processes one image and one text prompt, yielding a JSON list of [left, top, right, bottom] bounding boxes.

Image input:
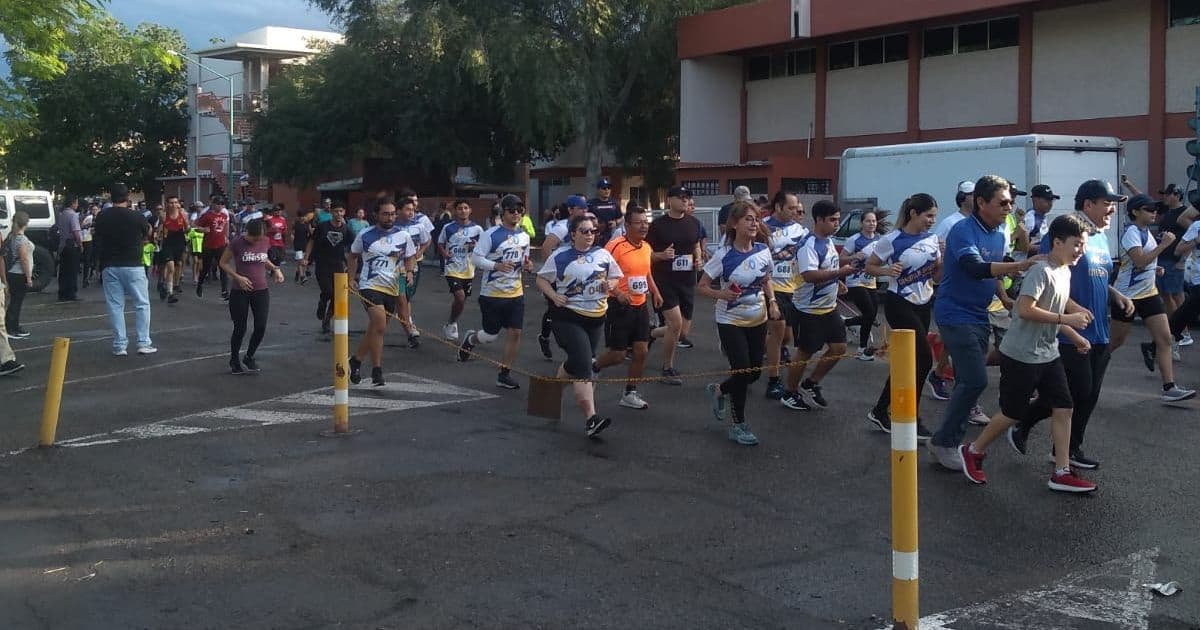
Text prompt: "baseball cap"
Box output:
[[499, 194, 524, 210], [957, 180, 975, 194], [1009, 184, 1028, 197], [565, 194, 588, 209], [1127, 194, 1157, 211], [1075, 179, 1127, 203], [597, 177, 611, 189], [1160, 183, 1182, 196], [667, 185, 691, 199], [733, 185, 751, 199], [1030, 184, 1060, 200]]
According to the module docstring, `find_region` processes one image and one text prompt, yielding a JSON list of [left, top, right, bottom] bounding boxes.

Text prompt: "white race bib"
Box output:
[[501, 248, 523, 263], [672, 254, 694, 272], [628, 275, 648, 295], [773, 260, 793, 277]]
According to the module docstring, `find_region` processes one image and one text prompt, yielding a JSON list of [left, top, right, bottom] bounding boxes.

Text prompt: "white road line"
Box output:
[[279, 392, 441, 410], [204, 408, 328, 425], [23, 311, 134, 326], [16, 325, 201, 352]]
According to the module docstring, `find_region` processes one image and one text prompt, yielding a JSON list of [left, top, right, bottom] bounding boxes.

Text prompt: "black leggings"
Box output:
[[5, 272, 28, 332], [540, 298, 554, 338], [843, 286, 879, 348], [1169, 284, 1200, 339], [550, 315, 603, 378], [229, 289, 269, 359], [716, 322, 767, 423], [200, 247, 228, 292], [874, 293, 933, 417], [315, 262, 343, 322]]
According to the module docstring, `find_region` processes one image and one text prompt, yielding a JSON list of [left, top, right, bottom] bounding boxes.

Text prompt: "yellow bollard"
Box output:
[[332, 272, 350, 433], [39, 337, 71, 447], [889, 329, 919, 629]]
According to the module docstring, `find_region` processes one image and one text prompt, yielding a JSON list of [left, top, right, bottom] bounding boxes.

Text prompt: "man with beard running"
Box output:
[[347, 198, 417, 387], [303, 203, 353, 335]]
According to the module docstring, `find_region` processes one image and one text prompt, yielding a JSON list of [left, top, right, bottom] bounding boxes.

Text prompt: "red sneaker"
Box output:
[[959, 444, 987, 484], [1048, 470, 1097, 493]]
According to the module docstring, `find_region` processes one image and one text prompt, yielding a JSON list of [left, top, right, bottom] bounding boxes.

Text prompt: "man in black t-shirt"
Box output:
[[292, 207, 315, 283], [303, 204, 353, 335], [93, 183, 155, 356], [717, 185, 752, 233], [1156, 183, 1199, 318], [646, 185, 703, 385], [589, 176, 621, 247]]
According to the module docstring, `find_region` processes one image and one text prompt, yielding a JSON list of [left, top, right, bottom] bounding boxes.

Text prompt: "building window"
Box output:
[[781, 178, 832, 195], [629, 186, 648, 205], [770, 53, 788, 78], [923, 18, 1020, 57], [1170, 0, 1200, 26], [923, 26, 954, 57], [788, 49, 816, 75], [728, 178, 769, 196], [682, 179, 719, 196], [828, 42, 856, 70], [884, 34, 909, 63], [989, 17, 1019, 48], [747, 55, 770, 81], [857, 37, 884, 66], [957, 21, 988, 53]]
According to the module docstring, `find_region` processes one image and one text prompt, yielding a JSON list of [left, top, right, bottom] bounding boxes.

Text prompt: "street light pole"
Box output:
[[170, 51, 237, 202]]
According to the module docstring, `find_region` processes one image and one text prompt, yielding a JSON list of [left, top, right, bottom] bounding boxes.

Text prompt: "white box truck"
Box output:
[[0, 190, 58, 292], [839, 134, 1124, 254]]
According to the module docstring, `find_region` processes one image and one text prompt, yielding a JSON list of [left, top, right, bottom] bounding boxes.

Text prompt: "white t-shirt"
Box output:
[[351, 226, 417, 297], [933, 212, 967, 242], [870, 230, 940, 305], [1116, 225, 1159, 300], [702, 242, 773, 327], [537, 245, 622, 318], [1182, 221, 1200, 286], [792, 235, 841, 315]]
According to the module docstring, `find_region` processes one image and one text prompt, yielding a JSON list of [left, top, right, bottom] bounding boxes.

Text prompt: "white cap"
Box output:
[[957, 180, 975, 194], [733, 185, 751, 199]]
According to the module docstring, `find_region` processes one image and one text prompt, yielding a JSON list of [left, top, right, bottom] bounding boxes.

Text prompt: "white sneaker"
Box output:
[[112, 348, 128, 356], [443, 322, 459, 341], [136, 345, 158, 355], [855, 348, 875, 362], [926, 440, 963, 471], [1162, 385, 1197, 402], [1181, 332, 1194, 347], [1172, 342, 1181, 362], [619, 390, 649, 409]]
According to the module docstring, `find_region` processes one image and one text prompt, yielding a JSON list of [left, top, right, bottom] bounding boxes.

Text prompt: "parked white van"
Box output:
[[0, 190, 58, 291]]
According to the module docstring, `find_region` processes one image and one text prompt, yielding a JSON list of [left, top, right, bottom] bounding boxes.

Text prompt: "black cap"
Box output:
[[1127, 193, 1157, 211], [1075, 179, 1127, 203], [1010, 184, 1028, 197], [499, 194, 524, 210], [1160, 183, 1183, 196], [667, 185, 691, 199], [1030, 184, 1060, 200]]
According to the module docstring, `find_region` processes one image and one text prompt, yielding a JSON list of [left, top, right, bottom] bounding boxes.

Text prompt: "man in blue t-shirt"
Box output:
[[1011, 179, 1134, 470], [928, 175, 1042, 470]]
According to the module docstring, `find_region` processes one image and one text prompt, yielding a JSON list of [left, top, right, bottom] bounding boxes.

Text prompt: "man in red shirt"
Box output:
[[194, 195, 231, 299], [265, 204, 289, 266]]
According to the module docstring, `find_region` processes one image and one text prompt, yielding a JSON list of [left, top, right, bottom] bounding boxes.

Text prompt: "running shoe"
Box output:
[[1181, 331, 1194, 347], [1172, 342, 1181, 362], [230, 359, 246, 375], [443, 322, 459, 341], [764, 380, 786, 400], [167, 294, 179, 305], [926, 441, 962, 471], [780, 391, 811, 411], [1069, 448, 1099, 470], [927, 373, 951, 400], [221, 291, 230, 302], [585, 414, 612, 438], [112, 348, 128, 357], [158, 282, 168, 301], [704, 383, 728, 423], [537, 334, 553, 360], [1007, 425, 1029, 456], [801, 381, 828, 408], [867, 407, 891, 433], [0, 360, 26, 376], [8, 329, 30, 339], [660, 367, 683, 386], [967, 404, 990, 425], [1048, 470, 1096, 493], [321, 321, 331, 335], [959, 445, 987, 484], [496, 370, 520, 390], [371, 367, 385, 387], [855, 347, 876, 362], [457, 332, 476, 362], [1161, 385, 1196, 402], [676, 336, 694, 349], [136, 345, 158, 355], [348, 356, 362, 384], [196, 283, 203, 298], [619, 390, 648, 410], [242, 356, 260, 373], [407, 334, 420, 349], [1140, 342, 1156, 372], [727, 422, 759, 446], [916, 421, 933, 442]]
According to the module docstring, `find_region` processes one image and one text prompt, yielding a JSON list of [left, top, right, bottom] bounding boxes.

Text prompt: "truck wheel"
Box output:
[[30, 245, 56, 293]]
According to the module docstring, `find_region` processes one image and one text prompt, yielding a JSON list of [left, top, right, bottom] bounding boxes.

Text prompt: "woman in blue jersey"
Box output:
[[841, 210, 881, 360], [536, 215, 623, 438], [864, 194, 941, 438], [698, 201, 779, 446]]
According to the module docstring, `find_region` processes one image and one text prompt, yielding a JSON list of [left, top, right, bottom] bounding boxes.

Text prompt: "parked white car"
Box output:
[[0, 190, 58, 292]]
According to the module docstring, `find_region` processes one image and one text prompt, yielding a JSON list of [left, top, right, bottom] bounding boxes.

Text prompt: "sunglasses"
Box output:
[[575, 228, 597, 235], [503, 206, 523, 214]]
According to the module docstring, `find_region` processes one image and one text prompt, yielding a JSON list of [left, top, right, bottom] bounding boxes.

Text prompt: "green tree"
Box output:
[[4, 16, 189, 197], [1, 0, 105, 79]]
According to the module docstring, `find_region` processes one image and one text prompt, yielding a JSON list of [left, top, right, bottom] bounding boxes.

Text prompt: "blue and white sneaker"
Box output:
[[705, 383, 728, 423], [727, 422, 759, 446]]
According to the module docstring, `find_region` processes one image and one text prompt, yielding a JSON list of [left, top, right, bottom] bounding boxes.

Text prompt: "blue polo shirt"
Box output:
[[1040, 215, 1112, 346], [934, 213, 1007, 325]]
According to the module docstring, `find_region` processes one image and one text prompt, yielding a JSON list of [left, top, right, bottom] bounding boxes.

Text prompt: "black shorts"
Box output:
[[998, 354, 1072, 419], [1111, 293, 1166, 323], [775, 292, 800, 327], [446, 276, 473, 296], [605, 299, 652, 349], [161, 232, 187, 263], [359, 288, 398, 314], [267, 246, 286, 266], [479, 295, 524, 334], [654, 272, 695, 320], [791, 310, 847, 354]]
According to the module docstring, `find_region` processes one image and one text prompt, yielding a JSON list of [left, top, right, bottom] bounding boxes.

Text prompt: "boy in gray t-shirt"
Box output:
[[958, 215, 1101, 494]]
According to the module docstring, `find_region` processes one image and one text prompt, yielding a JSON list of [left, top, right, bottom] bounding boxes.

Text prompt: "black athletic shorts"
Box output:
[[997, 353, 1072, 419], [161, 232, 187, 263], [775, 291, 800, 328], [267, 246, 285, 266], [1111, 293, 1166, 323], [480, 295, 524, 334], [791, 310, 847, 354], [605, 299, 652, 349], [446, 276, 474, 296], [359, 288, 398, 314], [654, 271, 695, 320]]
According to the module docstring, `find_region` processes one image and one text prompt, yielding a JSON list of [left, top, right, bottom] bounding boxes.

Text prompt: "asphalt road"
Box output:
[[1, 269, 1197, 630]]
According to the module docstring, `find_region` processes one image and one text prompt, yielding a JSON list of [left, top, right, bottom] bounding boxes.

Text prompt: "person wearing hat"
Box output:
[[1154, 183, 1199, 326], [1108, 191, 1196, 403], [647, 185, 703, 385], [717, 185, 753, 234], [932, 180, 977, 243], [588, 177, 621, 247], [1022, 185, 1059, 257]]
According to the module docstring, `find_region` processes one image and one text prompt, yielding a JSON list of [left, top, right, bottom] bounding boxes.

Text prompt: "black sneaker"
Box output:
[[8, 328, 30, 339], [167, 294, 179, 304], [1069, 448, 1100, 470], [916, 421, 933, 442], [1140, 342, 1156, 372], [221, 291, 230, 302], [242, 356, 260, 373], [1007, 424, 1029, 455], [158, 282, 168, 301], [585, 414, 612, 438], [780, 391, 811, 411], [801, 381, 828, 408], [660, 367, 683, 386], [537, 334, 553, 360], [230, 359, 246, 375], [0, 360, 26, 376], [457, 332, 476, 362], [496, 370, 520, 389], [868, 407, 891, 433], [371, 367, 385, 387], [407, 334, 420, 349], [348, 356, 362, 384], [196, 283, 203, 298], [676, 336, 694, 349]]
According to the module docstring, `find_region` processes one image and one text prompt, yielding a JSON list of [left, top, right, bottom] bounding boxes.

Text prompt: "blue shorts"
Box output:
[[1158, 265, 1185, 295]]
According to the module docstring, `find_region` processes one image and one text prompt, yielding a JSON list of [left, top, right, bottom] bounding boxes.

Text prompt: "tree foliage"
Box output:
[[1, 0, 105, 79], [4, 16, 189, 196]]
